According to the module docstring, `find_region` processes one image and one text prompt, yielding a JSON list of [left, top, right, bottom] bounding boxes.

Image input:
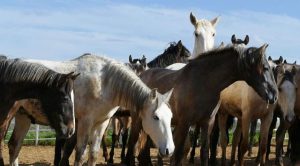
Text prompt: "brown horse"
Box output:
[[125, 44, 278, 166], [218, 63, 297, 166], [266, 62, 298, 166]]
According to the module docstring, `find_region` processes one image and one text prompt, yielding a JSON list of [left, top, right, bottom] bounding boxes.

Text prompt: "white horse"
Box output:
[[167, 12, 219, 70], [7, 54, 174, 166]]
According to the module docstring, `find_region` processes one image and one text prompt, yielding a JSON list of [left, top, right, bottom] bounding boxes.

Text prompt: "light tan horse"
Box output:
[[218, 64, 297, 166]]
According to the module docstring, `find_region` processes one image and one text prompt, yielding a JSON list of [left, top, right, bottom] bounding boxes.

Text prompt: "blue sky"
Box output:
[[0, 0, 299, 62]]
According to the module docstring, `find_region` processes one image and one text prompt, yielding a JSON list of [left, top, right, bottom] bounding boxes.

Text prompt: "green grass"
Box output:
[[4, 127, 115, 146]]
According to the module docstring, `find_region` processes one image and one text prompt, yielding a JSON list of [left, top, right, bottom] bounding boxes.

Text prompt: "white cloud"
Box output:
[[0, 3, 299, 62]]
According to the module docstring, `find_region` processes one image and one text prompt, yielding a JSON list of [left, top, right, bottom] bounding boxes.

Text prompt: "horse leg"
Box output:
[[210, 117, 220, 166], [108, 117, 119, 164], [285, 135, 291, 157], [200, 116, 215, 166], [218, 112, 229, 166], [275, 120, 289, 166], [101, 134, 108, 162], [238, 117, 250, 166], [88, 119, 110, 166], [54, 137, 66, 166], [121, 127, 129, 163], [137, 135, 153, 166], [74, 120, 92, 166], [59, 133, 76, 166], [257, 112, 273, 166], [189, 123, 200, 164], [266, 114, 277, 161], [231, 120, 241, 166], [124, 115, 142, 166], [8, 113, 31, 166], [171, 122, 190, 166], [248, 119, 257, 157]]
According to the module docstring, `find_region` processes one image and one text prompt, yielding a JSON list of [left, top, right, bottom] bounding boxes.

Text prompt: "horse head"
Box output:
[[190, 12, 219, 57], [140, 88, 174, 157], [276, 64, 297, 123], [241, 44, 278, 104], [128, 55, 148, 75]]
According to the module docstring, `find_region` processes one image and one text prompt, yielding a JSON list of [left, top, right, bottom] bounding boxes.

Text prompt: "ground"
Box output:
[[2, 145, 291, 165]]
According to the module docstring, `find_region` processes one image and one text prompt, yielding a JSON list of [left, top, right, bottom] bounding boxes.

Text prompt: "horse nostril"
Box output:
[[166, 148, 169, 155]]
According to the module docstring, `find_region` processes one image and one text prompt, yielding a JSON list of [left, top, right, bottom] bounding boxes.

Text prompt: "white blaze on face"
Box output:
[[142, 102, 174, 156], [278, 80, 296, 122]]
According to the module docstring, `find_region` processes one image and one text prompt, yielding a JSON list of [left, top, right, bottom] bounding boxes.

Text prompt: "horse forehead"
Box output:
[[195, 20, 214, 31], [155, 102, 172, 117]]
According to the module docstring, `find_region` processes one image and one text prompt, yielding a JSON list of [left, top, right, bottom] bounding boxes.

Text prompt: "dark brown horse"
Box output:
[[125, 44, 278, 166]]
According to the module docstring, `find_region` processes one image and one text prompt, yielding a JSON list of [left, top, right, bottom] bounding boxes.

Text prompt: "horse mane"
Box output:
[[147, 42, 188, 68], [102, 59, 152, 111], [0, 59, 65, 88], [191, 45, 249, 64]]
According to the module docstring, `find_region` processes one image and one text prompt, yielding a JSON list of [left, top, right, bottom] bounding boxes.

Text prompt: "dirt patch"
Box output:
[[2, 145, 291, 165]]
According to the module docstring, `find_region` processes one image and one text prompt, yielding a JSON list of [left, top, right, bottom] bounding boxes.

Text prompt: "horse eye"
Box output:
[[278, 87, 282, 92], [212, 33, 215, 37], [153, 115, 159, 120], [194, 32, 199, 37]]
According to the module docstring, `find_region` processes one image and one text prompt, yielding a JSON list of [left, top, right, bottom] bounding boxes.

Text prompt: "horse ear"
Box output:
[[163, 88, 173, 102], [177, 40, 183, 48], [71, 73, 80, 80], [231, 34, 236, 44], [258, 44, 268, 54], [150, 88, 158, 100], [211, 16, 220, 27], [268, 56, 272, 61], [190, 12, 197, 26], [278, 56, 283, 63], [284, 60, 287, 64], [65, 72, 80, 80], [294, 61, 297, 65], [292, 65, 297, 75], [244, 35, 249, 45], [129, 55, 133, 63]]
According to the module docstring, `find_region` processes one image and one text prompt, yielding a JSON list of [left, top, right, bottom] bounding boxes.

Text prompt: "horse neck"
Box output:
[[192, 38, 205, 58], [189, 53, 240, 94]]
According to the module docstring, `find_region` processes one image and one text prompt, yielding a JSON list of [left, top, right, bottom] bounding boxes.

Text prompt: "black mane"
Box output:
[[147, 42, 190, 68], [0, 59, 65, 88]]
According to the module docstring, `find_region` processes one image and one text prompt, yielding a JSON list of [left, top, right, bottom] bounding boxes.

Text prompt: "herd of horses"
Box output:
[[0, 12, 299, 166]]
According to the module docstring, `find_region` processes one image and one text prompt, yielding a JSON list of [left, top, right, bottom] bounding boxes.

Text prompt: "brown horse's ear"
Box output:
[[292, 65, 297, 75], [211, 16, 220, 27], [150, 88, 158, 100], [244, 35, 249, 45], [65, 72, 80, 80], [70, 73, 80, 80], [163, 88, 173, 102], [129, 55, 133, 63], [231, 34, 236, 44], [190, 12, 197, 26]]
